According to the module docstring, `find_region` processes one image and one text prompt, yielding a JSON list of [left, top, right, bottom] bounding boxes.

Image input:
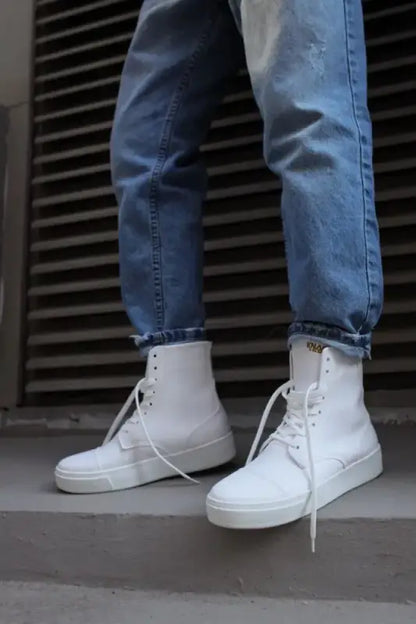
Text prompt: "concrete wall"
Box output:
[[0, 0, 34, 407]]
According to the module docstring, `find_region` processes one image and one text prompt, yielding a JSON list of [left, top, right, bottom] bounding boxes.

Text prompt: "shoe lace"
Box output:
[[246, 380, 323, 553], [102, 378, 199, 484]]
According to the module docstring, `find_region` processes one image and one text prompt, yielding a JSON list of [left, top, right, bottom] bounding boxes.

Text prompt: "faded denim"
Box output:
[[111, 0, 383, 359]]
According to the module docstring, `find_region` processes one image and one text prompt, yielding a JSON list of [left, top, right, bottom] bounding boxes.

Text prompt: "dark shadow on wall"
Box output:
[[0, 106, 9, 322]]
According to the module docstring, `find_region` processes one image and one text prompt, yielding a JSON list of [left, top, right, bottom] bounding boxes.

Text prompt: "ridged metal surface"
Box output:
[[26, 0, 416, 404]]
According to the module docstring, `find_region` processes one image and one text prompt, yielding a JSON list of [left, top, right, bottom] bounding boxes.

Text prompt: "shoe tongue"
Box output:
[[291, 339, 323, 392]]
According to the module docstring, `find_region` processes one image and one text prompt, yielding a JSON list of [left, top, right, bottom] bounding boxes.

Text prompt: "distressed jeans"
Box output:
[[111, 0, 383, 359]]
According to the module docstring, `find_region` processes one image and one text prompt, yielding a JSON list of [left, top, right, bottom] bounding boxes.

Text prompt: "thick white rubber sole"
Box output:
[[206, 445, 383, 529], [55, 432, 236, 494]]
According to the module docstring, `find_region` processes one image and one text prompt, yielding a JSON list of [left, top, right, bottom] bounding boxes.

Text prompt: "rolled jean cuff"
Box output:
[[288, 321, 371, 359], [133, 328, 206, 357]]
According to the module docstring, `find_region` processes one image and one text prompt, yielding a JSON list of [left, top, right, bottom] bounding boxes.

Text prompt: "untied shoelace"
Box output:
[[103, 376, 322, 550], [246, 380, 323, 553], [102, 377, 199, 484]]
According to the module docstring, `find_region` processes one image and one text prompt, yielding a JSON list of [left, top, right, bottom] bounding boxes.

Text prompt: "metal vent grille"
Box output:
[[27, 0, 416, 405]]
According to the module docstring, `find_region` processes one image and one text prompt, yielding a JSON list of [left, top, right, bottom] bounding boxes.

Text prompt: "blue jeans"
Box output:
[[111, 0, 383, 359]]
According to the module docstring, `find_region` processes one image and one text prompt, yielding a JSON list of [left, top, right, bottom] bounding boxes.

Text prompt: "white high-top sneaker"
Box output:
[[55, 341, 235, 493], [206, 339, 383, 549]]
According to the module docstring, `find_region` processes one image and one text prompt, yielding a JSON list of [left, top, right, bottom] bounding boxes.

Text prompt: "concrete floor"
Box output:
[[0, 426, 415, 519], [1, 427, 415, 601], [1, 582, 416, 624]]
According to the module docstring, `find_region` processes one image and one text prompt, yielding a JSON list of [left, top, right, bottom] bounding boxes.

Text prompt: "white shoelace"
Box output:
[[102, 378, 199, 484], [103, 376, 321, 548], [246, 380, 323, 552]]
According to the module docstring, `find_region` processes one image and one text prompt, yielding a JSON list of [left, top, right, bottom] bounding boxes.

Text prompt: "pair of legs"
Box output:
[[112, 0, 383, 357], [56, 0, 384, 547]]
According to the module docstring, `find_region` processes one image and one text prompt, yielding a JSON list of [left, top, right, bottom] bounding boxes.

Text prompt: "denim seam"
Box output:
[[133, 328, 206, 356], [343, 0, 372, 332], [288, 322, 370, 358], [147, 9, 219, 332]]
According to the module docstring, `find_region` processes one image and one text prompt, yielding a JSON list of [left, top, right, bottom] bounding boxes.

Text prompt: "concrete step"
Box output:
[[0, 426, 415, 601], [1, 582, 416, 624]]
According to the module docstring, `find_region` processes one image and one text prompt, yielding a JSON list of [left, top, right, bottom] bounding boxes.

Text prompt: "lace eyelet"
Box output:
[[296, 445, 300, 449]]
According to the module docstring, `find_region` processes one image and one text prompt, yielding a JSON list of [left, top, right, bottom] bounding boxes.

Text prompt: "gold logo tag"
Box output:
[[307, 341, 324, 354]]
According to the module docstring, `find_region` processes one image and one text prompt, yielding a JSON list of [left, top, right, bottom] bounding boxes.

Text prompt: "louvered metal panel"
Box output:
[[26, 0, 416, 406]]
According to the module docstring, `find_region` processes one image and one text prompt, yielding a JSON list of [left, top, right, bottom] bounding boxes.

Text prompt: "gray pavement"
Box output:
[[1, 582, 416, 624], [0, 427, 415, 602], [0, 426, 415, 518]]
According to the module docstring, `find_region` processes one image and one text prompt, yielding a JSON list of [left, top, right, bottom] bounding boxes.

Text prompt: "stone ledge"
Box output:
[[0, 427, 415, 601]]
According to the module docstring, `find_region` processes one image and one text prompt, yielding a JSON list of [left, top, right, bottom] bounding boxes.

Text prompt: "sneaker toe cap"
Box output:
[[208, 467, 288, 507], [56, 449, 100, 474]]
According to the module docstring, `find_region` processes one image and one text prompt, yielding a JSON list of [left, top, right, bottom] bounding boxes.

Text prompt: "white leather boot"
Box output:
[[206, 339, 382, 549], [55, 341, 235, 493]]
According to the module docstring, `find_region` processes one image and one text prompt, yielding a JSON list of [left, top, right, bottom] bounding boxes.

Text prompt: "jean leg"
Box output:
[[111, 0, 243, 354], [230, 0, 383, 358]]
